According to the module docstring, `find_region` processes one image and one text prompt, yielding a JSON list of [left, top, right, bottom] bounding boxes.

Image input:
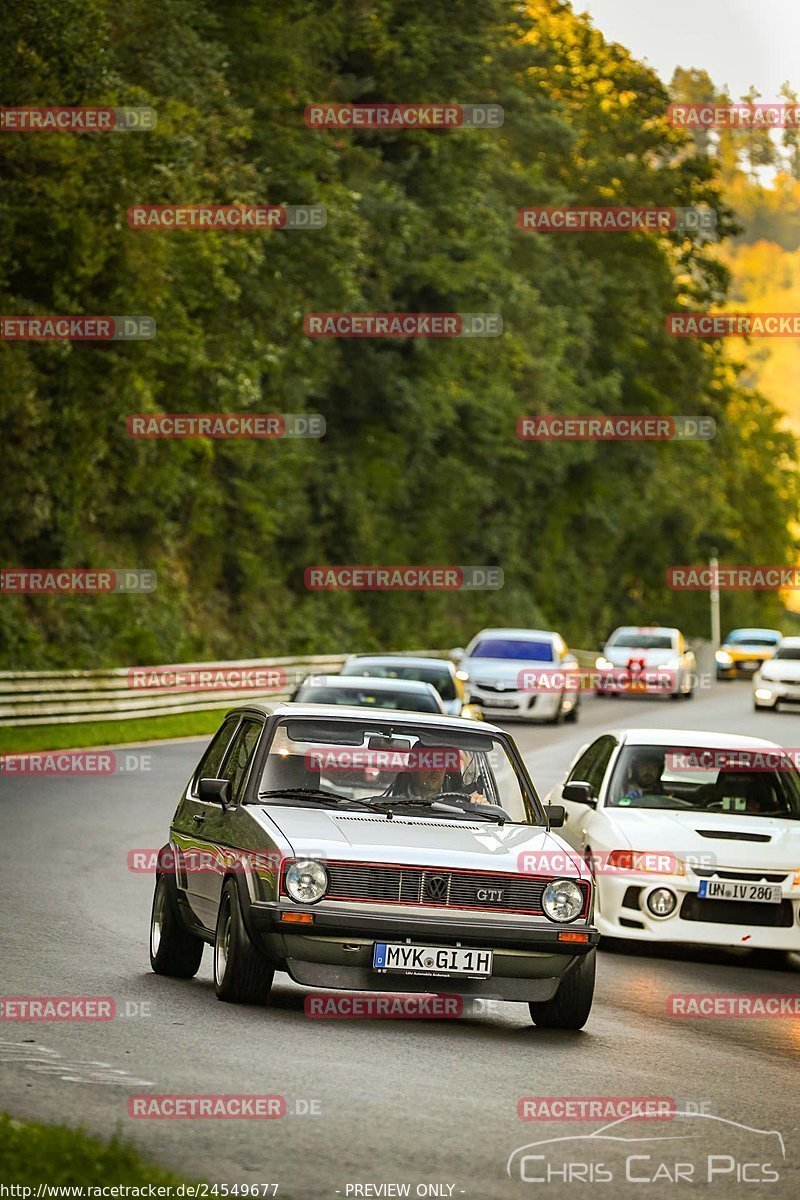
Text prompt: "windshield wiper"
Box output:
[[257, 788, 374, 810], [359, 795, 508, 825]]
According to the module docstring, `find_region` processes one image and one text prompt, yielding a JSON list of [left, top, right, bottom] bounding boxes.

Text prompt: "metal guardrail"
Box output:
[[0, 643, 687, 727], [0, 650, 451, 726]]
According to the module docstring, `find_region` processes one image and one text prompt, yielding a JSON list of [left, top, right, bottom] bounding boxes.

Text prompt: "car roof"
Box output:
[[228, 701, 504, 734], [616, 727, 783, 751], [298, 674, 439, 694], [608, 626, 679, 637], [344, 655, 453, 670], [468, 628, 560, 642], [725, 627, 783, 637], [777, 635, 800, 648]]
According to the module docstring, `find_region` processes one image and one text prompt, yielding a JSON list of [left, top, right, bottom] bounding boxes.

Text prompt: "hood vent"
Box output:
[[695, 829, 772, 843], [334, 814, 481, 831]]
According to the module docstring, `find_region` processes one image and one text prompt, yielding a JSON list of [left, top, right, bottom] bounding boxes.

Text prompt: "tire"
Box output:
[[150, 872, 204, 979], [214, 878, 274, 1004], [528, 949, 596, 1030], [565, 702, 579, 724], [550, 695, 566, 725], [683, 687, 694, 700]]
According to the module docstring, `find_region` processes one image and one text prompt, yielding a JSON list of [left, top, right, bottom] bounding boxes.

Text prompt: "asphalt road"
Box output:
[[1, 677, 799, 1199]]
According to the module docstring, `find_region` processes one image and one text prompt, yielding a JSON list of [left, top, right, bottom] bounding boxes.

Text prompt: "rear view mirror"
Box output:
[[198, 777, 232, 809], [562, 780, 596, 807], [546, 804, 567, 828]]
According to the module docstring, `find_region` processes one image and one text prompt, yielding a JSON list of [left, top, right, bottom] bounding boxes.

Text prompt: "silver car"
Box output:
[[456, 627, 581, 723], [149, 703, 598, 1029], [340, 654, 480, 718]]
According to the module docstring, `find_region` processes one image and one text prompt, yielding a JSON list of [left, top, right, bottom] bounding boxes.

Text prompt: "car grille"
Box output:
[[323, 861, 575, 916], [692, 867, 788, 884], [680, 895, 793, 927]]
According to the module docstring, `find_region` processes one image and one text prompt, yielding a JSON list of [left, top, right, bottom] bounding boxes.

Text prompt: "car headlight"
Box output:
[[596, 656, 614, 671], [285, 860, 329, 904], [755, 687, 774, 700], [664, 658, 681, 670], [715, 650, 733, 664], [542, 879, 585, 922], [606, 850, 685, 876]]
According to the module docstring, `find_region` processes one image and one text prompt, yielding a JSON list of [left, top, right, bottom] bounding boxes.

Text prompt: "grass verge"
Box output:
[[0, 1112, 196, 1185], [0, 709, 230, 754]]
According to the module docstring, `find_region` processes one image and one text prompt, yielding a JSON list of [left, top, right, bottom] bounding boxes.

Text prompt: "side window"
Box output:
[[220, 719, 264, 804], [586, 736, 616, 795], [567, 742, 600, 786], [193, 716, 240, 789]]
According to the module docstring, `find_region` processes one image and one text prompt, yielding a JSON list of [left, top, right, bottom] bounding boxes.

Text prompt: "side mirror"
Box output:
[[450, 647, 465, 664], [198, 777, 232, 809], [546, 803, 567, 828], [562, 780, 596, 808]]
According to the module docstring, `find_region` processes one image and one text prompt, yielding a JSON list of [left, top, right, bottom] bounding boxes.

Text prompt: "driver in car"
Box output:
[[390, 753, 490, 805], [622, 750, 666, 801]]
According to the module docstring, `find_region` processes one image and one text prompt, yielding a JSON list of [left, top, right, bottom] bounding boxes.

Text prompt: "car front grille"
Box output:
[[680, 895, 793, 927], [692, 867, 788, 884], [322, 861, 577, 916]]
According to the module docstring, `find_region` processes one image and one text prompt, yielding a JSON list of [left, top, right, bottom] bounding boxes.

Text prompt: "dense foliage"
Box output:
[[1, 0, 797, 667]]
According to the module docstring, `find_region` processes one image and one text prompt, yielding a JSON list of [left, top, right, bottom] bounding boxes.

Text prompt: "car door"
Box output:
[[178, 714, 241, 926], [194, 716, 266, 927], [560, 736, 617, 849]]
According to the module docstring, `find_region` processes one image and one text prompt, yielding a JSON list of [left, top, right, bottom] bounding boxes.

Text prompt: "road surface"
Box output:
[[1, 678, 798, 1199]]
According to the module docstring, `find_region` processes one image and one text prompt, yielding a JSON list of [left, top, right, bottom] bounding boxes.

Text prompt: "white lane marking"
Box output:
[[0, 1041, 153, 1086]]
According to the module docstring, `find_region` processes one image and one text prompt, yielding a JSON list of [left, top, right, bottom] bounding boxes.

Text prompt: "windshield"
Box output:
[[773, 646, 800, 661], [469, 638, 555, 662], [257, 717, 540, 824], [295, 683, 441, 713], [606, 745, 800, 818], [607, 631, 674, 650], [341, 662, 457, 701], [725, 630, 781, 647]]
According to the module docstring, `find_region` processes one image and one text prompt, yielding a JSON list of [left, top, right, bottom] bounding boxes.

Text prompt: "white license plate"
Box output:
[[373, 943, 493, 977], [740, 660, 759, 669], [483, 697, 517, 708], [698, 880, 782, 904]]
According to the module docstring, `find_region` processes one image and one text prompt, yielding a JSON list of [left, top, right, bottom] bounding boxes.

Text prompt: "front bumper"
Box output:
[[248, 901, 598, 1000], [596, 872, 800, 951], [470, 689, 576, 721], [754, 680, 800, 707]]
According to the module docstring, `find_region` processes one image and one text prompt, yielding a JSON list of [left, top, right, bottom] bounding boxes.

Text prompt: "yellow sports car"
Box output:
[[715, 628, 782, 679]]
